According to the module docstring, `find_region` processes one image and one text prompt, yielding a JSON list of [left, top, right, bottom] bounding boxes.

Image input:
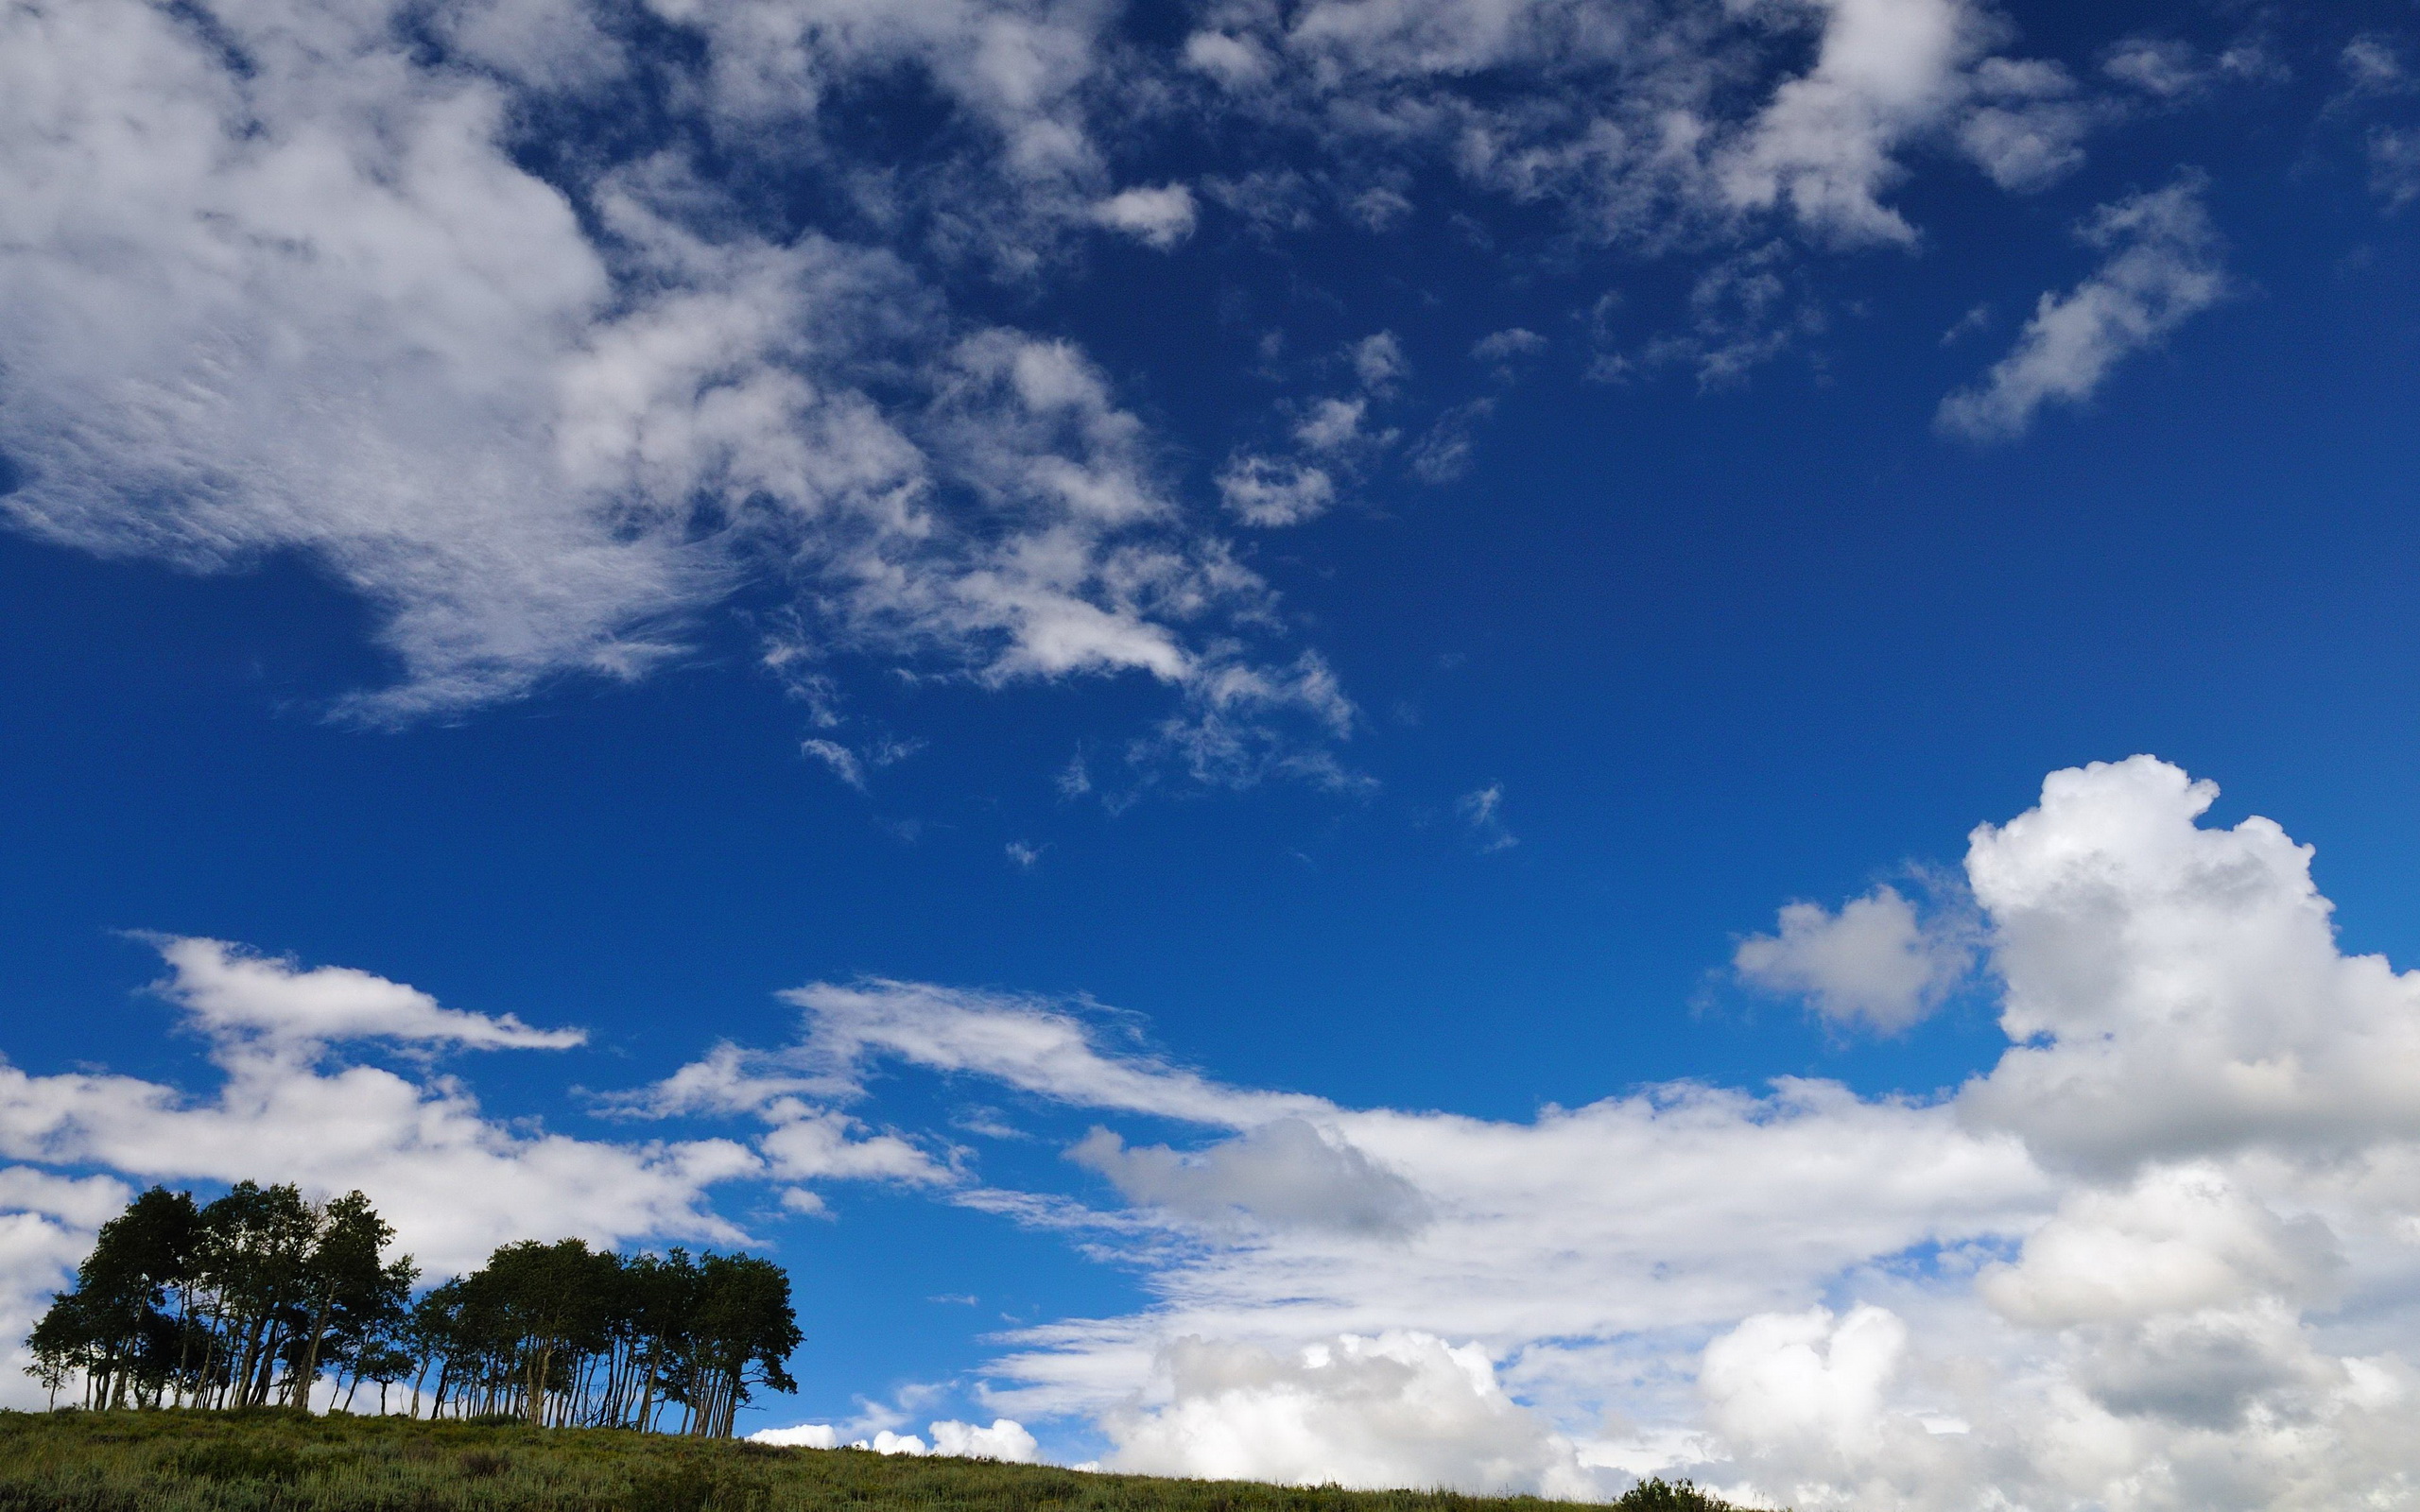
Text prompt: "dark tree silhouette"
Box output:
[[26, 1183, 800, 1436]]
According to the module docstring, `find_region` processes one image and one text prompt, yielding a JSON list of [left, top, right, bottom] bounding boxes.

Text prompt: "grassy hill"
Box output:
[[0, 1410, 1747, 1512]]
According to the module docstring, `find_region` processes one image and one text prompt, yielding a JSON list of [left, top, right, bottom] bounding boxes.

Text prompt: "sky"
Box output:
[[3, 0, 2420, 1504]]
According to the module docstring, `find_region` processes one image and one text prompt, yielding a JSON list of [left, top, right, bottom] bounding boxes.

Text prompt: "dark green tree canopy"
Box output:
[[26, 1183, 799, 1436]]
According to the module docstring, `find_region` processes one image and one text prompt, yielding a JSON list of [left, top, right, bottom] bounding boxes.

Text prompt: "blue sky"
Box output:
[[4, 0, 2420, 1503]]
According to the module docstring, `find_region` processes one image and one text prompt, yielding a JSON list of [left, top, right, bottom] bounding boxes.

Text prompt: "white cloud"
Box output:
[[1700, 1304, 1908, 1460], [1955, 58, 2096, 193], [30, 761, 2420, 1505], [1218, 334, 1408, 526], [1092, 185, 1200, 249], [750, 1422, 843, 1449], [751, 1418, 1039, 1461], [1472, 329, 1548, 366], [0, 1170, 135, 1403], [149, 936, 587, 1051], [803, 739, 870, 789], [1070, 1120, 1429, 1237], [0, 0, 2185, 770], [1408, 400, 1497, 485], [1937, 175, 2229, 440], [1217, 455, 1339, 528], [0, 939, 920, 1348], [0, 0, 1342, 781], [1105, 1332, 1596, 1497], [932, 1418, 1045, 1461], [2102, 37, 2206, 99], [640, 755, 2420, 1509], [1350, 334, 1409, 392], [1979, 1165, 2340, 1330], [2340, 36, 2408, 98], [1733, 884, 1973, 1033], [770, 979, 1324, 1127], [0, 1008, 757, 1297], [1720, 0, 1989, 246]]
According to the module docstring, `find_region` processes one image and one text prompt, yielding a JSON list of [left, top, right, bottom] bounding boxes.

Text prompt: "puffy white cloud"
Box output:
[[1733, 884, 1974, 1033], [150, 936, 586, 1051], [1106, 1332, 1596, 1497], [1937, 175, 2230, 440], [750, 1422, 842, 1449], [1700, 1304, 1908, 1460], [931, 1418, 1045, 1461], [31, 760, 2420, 1504], [1980, 1165, 2341, 1329], [662, 756, 2420, 1509], [1092, 186, 1200, 249], [751, 1418, 1039, 1461], [1720, 0, 1988, 246], [1958, 754, 2420, 1174]]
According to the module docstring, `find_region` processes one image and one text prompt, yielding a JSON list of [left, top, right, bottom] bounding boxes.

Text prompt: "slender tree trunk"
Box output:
[[294, 1283, 337, 1410], [633, 1337, 663, 1434]]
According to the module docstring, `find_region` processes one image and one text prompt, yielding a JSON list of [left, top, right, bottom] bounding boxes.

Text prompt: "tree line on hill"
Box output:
[[24, 1182, 800, 1436]]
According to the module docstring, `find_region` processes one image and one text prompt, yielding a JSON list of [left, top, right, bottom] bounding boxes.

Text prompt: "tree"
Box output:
[[25, 1180, 801, 1435]]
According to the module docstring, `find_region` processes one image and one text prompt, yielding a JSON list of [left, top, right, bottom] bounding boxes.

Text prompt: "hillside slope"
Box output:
[[0, 1411, 1750, 1512]]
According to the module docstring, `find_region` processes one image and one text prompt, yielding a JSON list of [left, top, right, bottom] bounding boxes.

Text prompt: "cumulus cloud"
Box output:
[[1733, 884, 1975, 1033], [1699, 1304, 1908, 1460], [1091, 186, 1200, 249], [28, 760, 2420, 1504], [1955, 754, 2420, 1174], [751, 1418, 1040, 1460], [1106, 1332, 1595, 1497], [618, 755, 2420, 1508], [1937, 174, 2230, 439], [932, 1419, 1045, 1460], [1720, 0, 1993, 246]]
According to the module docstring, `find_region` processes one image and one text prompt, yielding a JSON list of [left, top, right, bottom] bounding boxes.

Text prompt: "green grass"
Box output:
[[0, 1411, 1745, 1512]]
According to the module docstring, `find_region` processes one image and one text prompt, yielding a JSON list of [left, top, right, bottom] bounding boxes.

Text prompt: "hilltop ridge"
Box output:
[[0, 1410, 1754, 1512]]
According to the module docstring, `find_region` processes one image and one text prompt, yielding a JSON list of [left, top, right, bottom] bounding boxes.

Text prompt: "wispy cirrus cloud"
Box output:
[[1937, 173, 2231, 439]]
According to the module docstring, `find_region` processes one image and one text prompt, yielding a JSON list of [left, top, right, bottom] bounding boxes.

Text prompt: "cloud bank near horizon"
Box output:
[[12, 757, 2420, 1508]]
